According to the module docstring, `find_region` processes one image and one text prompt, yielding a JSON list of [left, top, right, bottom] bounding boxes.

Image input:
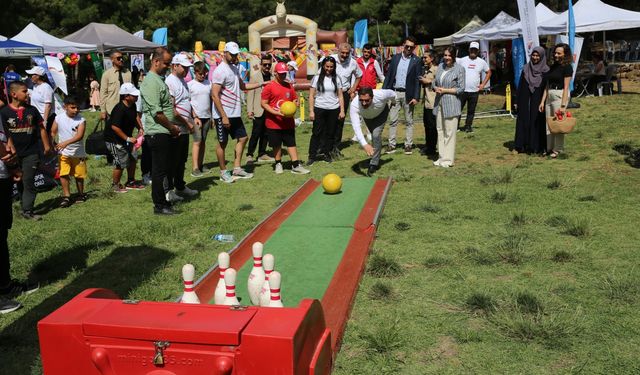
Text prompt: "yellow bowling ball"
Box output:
[[280, 101, 297, 117], [322, 173, 342, 194]]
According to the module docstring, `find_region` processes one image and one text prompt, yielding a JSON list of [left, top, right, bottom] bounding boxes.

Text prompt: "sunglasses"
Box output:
[[115, 56, 124, 61], [404, 45, 416, 50], [262, 63, 272, 67]]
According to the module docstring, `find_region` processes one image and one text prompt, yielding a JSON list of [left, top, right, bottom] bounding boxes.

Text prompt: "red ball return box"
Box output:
[[38, 178, 392, 374]]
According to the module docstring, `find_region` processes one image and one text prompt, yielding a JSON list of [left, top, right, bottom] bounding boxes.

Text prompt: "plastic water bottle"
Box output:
[[212, 234, 235, 243], [94, 155, 103, 160]]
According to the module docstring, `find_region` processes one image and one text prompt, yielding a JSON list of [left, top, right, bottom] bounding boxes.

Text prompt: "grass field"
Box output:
[[1, 83, 639, 374]]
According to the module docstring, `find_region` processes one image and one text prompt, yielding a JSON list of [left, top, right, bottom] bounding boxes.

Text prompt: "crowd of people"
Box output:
[[0, 37, 576, 313]]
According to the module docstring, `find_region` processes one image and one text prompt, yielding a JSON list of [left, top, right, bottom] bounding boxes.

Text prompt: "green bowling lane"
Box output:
[[220, 178, 375, 307]]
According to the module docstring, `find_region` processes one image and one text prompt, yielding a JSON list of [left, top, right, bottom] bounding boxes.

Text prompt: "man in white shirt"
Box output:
[[164, 54, 198, 202], [211, 42, 264, 183], [350, 87, 396, 176], [330, 43, 362, 159], [457, 41, 491, 133], [188, 61, 212, 177]]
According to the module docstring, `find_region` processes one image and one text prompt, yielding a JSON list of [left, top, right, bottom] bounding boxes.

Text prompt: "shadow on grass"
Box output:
[[0, 244, 174, 374], [350, 158, 393, 176]]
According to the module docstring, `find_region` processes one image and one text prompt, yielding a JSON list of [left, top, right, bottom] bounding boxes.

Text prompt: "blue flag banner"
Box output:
[[568, 0, 576, 91], [354, 19, 368, 49], [153, 28, 168, 46], [512, 38, 526, 90]]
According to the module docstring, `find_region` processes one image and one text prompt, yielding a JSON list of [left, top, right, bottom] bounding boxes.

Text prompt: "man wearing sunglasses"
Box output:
[[100, 51, 132, 122], [246, 54, 275, 165], [382, 36, 422, 155]]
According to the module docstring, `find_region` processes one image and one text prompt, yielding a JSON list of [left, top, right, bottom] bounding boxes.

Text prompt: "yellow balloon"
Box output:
[[322, 173, 342, 194], [280, 101, 297, 117]]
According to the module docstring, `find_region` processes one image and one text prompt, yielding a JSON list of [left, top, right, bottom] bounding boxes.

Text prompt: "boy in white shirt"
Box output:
[[50, 96, 87, 207], [187, 61, 212, 177]]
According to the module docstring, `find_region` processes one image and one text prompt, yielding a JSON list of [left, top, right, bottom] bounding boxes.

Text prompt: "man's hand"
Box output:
[[309, 110, 315, 121], [538, 103, 545, 113], [43, 144, 52, 155], [338, 110, 345, 120], [100, 112, 107, 121], [169, 124, 180, 137], [137, 129, 144, 137], [348, 90, 356, 100], [408, 99, 418, 106], [478, 84, 485, 91], [194, 117, 202, 127], [221, 115, 231, 129], [187, 122, 195, 134], [435, 87, 444, 94], [363, 144, 374, 157], [248, 112, 255, 120], [55, 142, 67, 152], [11, 168, 22, 182]]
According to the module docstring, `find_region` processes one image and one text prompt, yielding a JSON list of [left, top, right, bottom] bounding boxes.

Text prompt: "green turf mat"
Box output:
[[231, 227, 354, 307], [281, 177, 376, 228]]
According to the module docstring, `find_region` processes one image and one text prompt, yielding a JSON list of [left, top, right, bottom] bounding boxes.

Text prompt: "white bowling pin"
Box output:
[[259, 254, 275, 306], [214, 252, 230, 305], [247, 242, 266, 305], [223, 268, 240, 305], [268, 271, 283, 308], [180, 264, 200, 304]]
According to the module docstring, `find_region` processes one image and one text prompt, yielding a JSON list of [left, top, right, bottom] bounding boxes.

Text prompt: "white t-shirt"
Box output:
[[331, 54, 363, 91], [350, 89, 396, 146], [310, 75, 343, 110], [211, 62, 242, 119], [0, 121, 8, 179], [30, 82, 54, 119], [56, 112, 86, 157], [165, 74, 192, 134], [458, 56, 490, 92], [188, 79, 212, 119]]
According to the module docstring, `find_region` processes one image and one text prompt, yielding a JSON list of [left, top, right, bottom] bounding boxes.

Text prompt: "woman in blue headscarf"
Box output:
[[514, 46, 549, 154]]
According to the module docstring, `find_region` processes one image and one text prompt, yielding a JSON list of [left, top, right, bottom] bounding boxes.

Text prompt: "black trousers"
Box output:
[[247, 114, 268, 157], [0, 178, 12, 286], [166, 134, 189, 192], [17, 153, 39, 213], [140, 138, 152, 176], [459, 91, 479, 128], [423, 108, 437, 154], [309, 107, 340, 159], [333, 91, 352, 149], [145, 133, 171, 209]]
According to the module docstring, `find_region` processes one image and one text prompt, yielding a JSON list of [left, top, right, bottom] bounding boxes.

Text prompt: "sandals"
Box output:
[[59, 197, 72, 208], [75, 194, 87, 203]]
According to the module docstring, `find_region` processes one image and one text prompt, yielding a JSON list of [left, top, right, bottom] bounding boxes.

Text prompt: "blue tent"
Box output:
[[0, 39, 45, 58]]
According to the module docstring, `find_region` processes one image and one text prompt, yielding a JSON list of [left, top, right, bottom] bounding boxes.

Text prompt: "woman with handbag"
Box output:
[[543, 43, 573, 158], [514, 47, 549, 154]]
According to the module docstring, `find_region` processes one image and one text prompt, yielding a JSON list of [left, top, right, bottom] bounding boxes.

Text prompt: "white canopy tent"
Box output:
[[453, 11, 520, 43], [493, 3, 562, 40], [12, 23, 96, 54], [539, 0, 640, 34], [0, 35, 7, 42], [433, 16, 485, 47]]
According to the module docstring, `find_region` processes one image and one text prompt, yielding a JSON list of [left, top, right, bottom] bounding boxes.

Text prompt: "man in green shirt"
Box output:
[[141, 47, 180, 215]]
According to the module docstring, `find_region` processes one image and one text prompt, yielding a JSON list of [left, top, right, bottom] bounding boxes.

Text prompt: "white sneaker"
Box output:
[[201, 166, 211, 174], [177, 186, 198, 196], [351, 135, 359, 143], [291, 164, 310, 174], [166, 190, 184, 202], [433, 159, 441, 166], [366, 133, 372, 142], [257, 154, 275, 163], [274, 163, 284, 174], [233, 167, 254, 179], [220, 170, 236, 183]]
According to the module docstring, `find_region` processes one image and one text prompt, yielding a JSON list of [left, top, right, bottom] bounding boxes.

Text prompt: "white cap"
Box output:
[[224, 42, 240, 55], [26, 66, 46, 76], [171, 54, 193, 67], [119, 82, 140, 96], [286, 61, 298, 71], [469, 42, 480, 50]]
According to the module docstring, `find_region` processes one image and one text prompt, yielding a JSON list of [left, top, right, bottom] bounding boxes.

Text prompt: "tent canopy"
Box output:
[[433, 16, 485, 47], [0, 39, 44, 58], [539, 0, 640, 34], [0, 35, 7, 42], [12, 23, 96, 53], [453, 11, 520, 43], [64, 23, 161, 53], [483, 3, 563, 41]]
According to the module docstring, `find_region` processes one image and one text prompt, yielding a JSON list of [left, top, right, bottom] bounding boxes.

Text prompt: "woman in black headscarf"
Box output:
[[514, 46, 549, 154]]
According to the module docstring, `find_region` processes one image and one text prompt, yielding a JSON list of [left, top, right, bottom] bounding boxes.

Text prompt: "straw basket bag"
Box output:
[[547, 115, 577, 134]]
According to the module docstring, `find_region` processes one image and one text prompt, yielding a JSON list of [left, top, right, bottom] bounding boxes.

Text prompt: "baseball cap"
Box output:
[[469, 42, 480, 50], [119, 82, 140, 96], [224, 42, 240, 55], [171, 54, 193, 67], [286, 61, 298, 71], [26, 66, 46, 76], [274, 62, 288, 74]]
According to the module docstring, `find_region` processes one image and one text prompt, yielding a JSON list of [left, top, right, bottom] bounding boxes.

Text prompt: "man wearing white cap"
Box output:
[[104, 83, 144, 193], [164, 54, 198, 201], [457, 42, 491, 133], [26, 66, 54, 128], [211, 41, 264, 183]]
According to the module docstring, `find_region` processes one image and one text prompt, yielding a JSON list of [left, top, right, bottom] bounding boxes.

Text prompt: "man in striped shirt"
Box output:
[[211, 42, 265, 183]]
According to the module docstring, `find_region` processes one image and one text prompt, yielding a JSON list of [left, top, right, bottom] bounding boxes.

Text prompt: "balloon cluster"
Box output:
[[64, 53, 80, 66]]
